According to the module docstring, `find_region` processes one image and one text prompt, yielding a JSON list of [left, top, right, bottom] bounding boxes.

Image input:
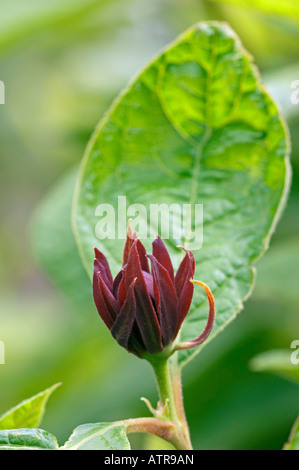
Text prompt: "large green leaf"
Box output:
[[284, 417, 299, 450], [61, 422, 130, 450], [0, 429, 59, 450], [250, 350, 299, 383], [0, 383, 61, 430], [73, 22, 290, 368]]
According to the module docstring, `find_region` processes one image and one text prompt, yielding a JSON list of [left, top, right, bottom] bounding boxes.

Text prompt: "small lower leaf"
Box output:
[[0, 383, 61, 430], [0, 429, 59, 450], [61, 422, 131, 450]]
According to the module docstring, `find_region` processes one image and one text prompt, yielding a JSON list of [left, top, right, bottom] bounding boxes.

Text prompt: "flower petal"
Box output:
[[148, 255, 178, 346], [142, 270, 155, 299], [175, 247, 195, 329], [117, 269, 127, 307], [93, 265, 114, 329], [112, 270, 123, 299], [174, 247, 195, 297], [152, 237, 174, 282], [122, 224, 150, 272], [125, 240, 162, 354], [122, 223, 137, 266], [97, 273, 120, 320], [94, 248, 113, 289], [111, 279, 137, 350], [135, 239, 150, 273]]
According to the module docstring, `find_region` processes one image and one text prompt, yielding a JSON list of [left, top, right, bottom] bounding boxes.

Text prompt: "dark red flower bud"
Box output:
[[93, 227, 215, 357]]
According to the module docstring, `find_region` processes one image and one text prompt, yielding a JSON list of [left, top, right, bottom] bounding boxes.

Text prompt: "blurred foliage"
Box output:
[[0, 0, 298, 450], [250, 349, 299, 383], [284, 416, 299, 450], [208, 0, 299, 21]]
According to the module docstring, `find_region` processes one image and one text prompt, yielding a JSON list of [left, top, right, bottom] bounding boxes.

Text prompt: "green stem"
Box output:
[[145, 353, 192, 450], [151, 357, 178, 424]]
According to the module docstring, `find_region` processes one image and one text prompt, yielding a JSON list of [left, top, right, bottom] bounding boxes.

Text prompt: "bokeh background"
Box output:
[[0, 0, 298, 450]]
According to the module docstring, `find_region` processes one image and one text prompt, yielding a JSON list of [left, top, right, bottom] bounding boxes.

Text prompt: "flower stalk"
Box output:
[[147, 354, 179, 424], [143, 351, 192, 450]]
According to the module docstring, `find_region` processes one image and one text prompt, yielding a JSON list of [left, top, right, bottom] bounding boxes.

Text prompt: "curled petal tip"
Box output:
[[172, 279, 215, 354], [190, 279, 205, 286], [177, 244, 192, 257]]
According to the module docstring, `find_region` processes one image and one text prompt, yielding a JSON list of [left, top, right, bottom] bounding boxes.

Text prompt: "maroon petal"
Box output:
[[94, 248, 113, 289], [125, 241, 162, 354], [175, 247, 195, 298], [135, 239, 150, 273], [152, 237, 174, 282], [148, 255, 178, 346], [122, 224, 150, 273], [117, 269, 127, 307], [113, 270, 123, 298], [142, 270, 155, 299], [175, 247, 195, 330], [177, 281, 194, 330], [93, 268, 114, 329], [97, 273, 120, 320], [111, 279, 137, 350], [122, 223, 137, 266]]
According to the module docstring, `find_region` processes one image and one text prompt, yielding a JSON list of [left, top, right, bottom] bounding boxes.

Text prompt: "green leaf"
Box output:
[[284, 416, 299, 450], [250, 350, 299, 383], [0, 428, 59, 450], [62, 422, 130, 450], [0, 383, 61, 430], [208, 0, 299, 21], [73, 22, 290, 368]]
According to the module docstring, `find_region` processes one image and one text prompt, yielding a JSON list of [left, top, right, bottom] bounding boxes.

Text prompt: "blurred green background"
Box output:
[[0, 0, 298, 450]]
